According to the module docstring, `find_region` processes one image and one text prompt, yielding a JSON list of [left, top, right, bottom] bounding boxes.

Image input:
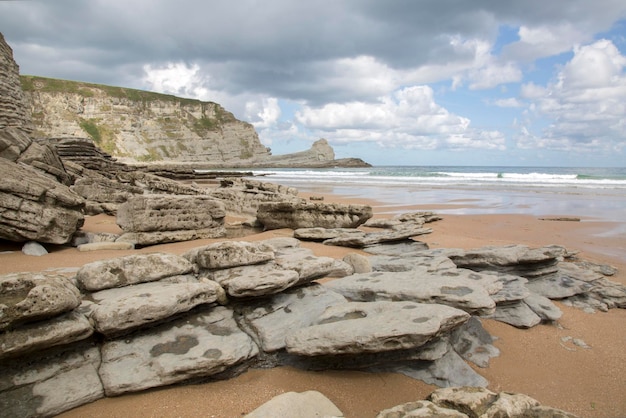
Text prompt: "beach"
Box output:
[[2, 179, 625, 418]]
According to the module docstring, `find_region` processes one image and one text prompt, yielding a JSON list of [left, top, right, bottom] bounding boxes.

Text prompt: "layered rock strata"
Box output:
[[1, 229, 621, 417]]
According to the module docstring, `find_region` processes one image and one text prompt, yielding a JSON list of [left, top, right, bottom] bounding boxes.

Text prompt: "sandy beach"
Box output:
[[2, 189, 625, 418]]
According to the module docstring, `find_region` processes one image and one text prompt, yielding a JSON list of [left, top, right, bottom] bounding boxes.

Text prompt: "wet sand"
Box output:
[[2, 191, 625, 418]]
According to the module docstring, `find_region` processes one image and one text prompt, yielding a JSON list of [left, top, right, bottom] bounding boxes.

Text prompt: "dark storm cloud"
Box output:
[[1, 0, 625, 103]]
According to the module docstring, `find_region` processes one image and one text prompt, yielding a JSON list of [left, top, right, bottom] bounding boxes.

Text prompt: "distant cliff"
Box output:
[[20, 76, 370, 168], [21, 76, 270, 164]]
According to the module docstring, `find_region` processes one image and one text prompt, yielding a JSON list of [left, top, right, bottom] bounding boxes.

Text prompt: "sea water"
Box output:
[[241, 166, 626, 223]]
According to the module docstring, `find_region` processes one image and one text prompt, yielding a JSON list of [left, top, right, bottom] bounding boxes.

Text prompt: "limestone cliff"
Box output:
[[21, 76, 271, 164]]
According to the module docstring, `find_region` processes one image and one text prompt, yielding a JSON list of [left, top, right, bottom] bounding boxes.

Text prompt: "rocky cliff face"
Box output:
[[0, 34, 33, 133], [21, 76, 271, 164]]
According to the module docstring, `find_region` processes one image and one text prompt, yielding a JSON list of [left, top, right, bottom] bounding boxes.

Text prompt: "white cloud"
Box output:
[[493, 98, 524, 108], [503, 23, 590, 61], [296, 85, 505, 151], [245, 97, 281, 129], [142, 62, 212, 100], [517, 39, 626, 152]]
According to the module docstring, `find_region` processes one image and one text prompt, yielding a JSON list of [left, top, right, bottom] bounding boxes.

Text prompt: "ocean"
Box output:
[[241, 166, 626, 223]]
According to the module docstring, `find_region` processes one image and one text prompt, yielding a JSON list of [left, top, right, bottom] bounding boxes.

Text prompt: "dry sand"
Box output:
[[1, 192, 625, 418]]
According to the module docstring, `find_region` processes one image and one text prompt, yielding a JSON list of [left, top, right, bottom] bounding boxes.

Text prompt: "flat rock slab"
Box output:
[[88, 279, 224, 336], [525, 274, 592, 299], [237, 284, 347, 352], [274, 247, 341, 282], [224, 268, 300, 298], [0, 342, 104, 418], [285, 301, 469, 356], [0, 272, 81, 331], [0, 310, 93, 360], [184, 241, 275, 270], [489, 301, 542, 328], [369, 254, 457, 273], [116, 194, 226, 233], [257, 201, 373, 230], [448, 245, 563, 279], [325, 268, 499, 315], [244, 390, 344, 418], [76, 253, 194, 292], [117, 228, 226, 246], [323, 226, 432, 248], [77, 242, 134, 251], [99, 306, 258, 396]]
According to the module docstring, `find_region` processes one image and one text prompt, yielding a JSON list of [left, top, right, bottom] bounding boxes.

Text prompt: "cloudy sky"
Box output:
[[1, 0, 626, 166]]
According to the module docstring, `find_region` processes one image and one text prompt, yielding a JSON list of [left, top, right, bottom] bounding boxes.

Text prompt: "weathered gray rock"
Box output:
[[75, 253, 194, 292], [481, 392, 540, 418], [184, 241, 275, 270], [369, 254, 457, 272], [0, 310, 93, 360], [489, 301, 542, 328], [236, 284, 348, 352], [274, 246, 340, 283], [524, 293, 562, 321], [342, 252, 372, 274], [99, 306, 258, 396], [116, 194, 226, 244], [0, 272, 81, 331], [448, 245, 563, 279], [117, 228, 227, 246], [326, 268, 498, 315], [0, 159, 85, 245], [363, 241, 431, 256], [244, 390, 344, 418], [71, 231, 120, 246], [71, 176, 143, 214], [448, 316, 500, 368], [77, 241, 135, 251], [488, 273, 530, 304], [257, 201, 373, 230], [428, 386, 498, 417], [390, 349, 489, 388], [323, 225, 433, 248], [21, 241, 48, 256], [376, 400, 468, 418], [0, 342, 104, 418], [285, 301, 469, 356], [211, 264, 300, 298], [293, 227, 364, 241], [525, 274, 592, 299], [88, 279, 224, 336]]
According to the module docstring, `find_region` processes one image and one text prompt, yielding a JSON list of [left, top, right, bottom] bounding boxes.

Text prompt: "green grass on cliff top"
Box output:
[[20, 75, 210, 107]]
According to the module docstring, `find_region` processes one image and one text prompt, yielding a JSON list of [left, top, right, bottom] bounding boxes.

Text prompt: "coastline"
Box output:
[[2, 187, 625, 418]]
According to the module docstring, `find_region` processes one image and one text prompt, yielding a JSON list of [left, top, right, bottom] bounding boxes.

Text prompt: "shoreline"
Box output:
[[2, 189, 625, 417]]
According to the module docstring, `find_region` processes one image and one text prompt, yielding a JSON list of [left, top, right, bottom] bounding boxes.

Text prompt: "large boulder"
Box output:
[[257, 201, 373, 230], [116, 194, 226, 245]]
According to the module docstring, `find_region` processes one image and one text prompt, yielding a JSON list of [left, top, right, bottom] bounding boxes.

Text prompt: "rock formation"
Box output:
[[1, 222, 622, 416], [21, 76, 370, 168], [0, 33, 85, 244]]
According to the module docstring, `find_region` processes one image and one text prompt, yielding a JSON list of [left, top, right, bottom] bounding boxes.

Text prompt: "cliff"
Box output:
[[20, 76, 370, 168], [21, 76, 271, 164]]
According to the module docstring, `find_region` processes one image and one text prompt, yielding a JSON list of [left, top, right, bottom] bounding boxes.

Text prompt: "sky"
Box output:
[[1, 0, 626, 167]]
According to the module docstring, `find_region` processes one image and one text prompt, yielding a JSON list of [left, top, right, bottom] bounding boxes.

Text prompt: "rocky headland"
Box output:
[[21, 75, 369, 169], [1, 32, 625, 418]]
